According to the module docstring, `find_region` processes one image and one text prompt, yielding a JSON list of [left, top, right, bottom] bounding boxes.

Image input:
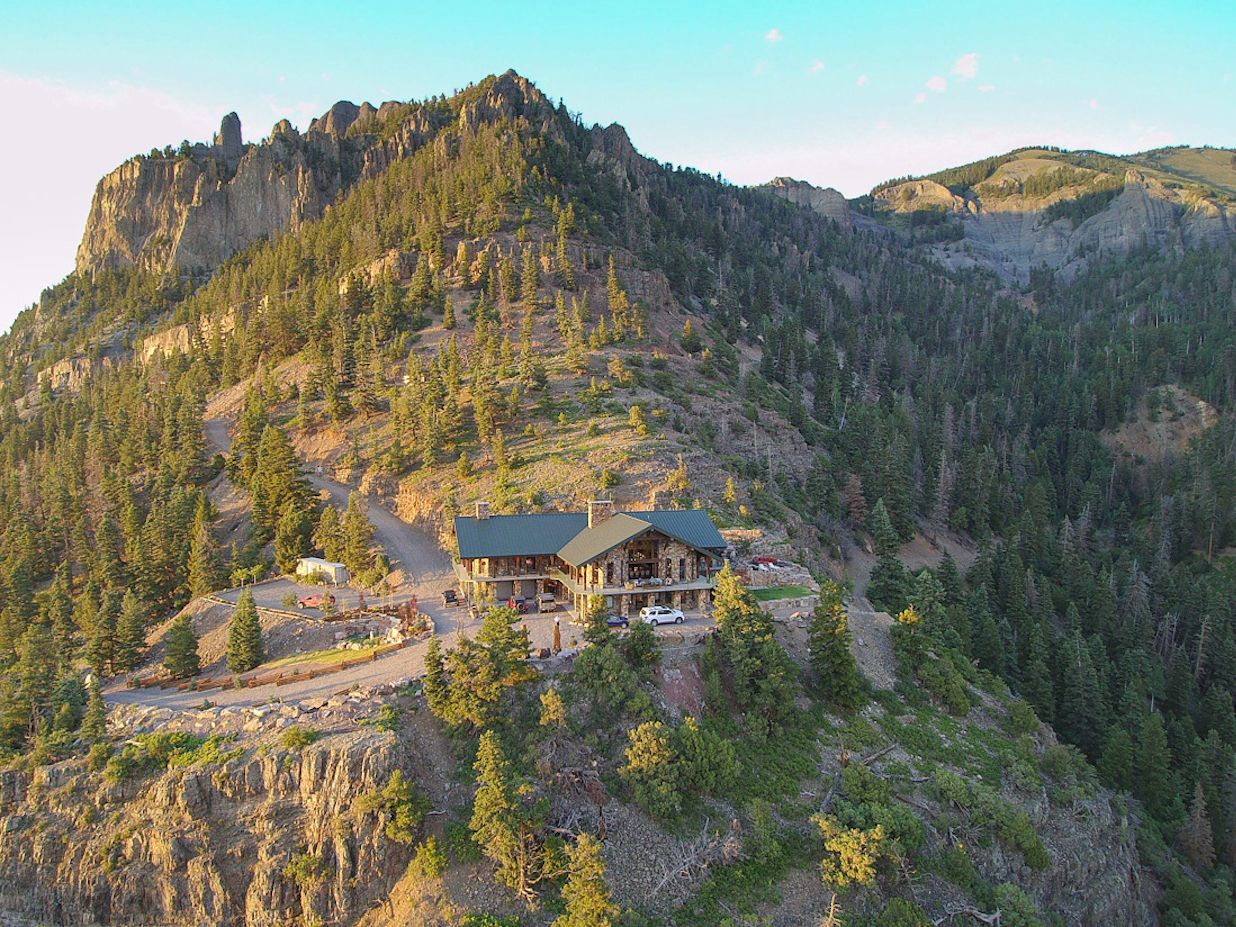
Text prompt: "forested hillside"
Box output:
[[0, 71, 1231, 925]]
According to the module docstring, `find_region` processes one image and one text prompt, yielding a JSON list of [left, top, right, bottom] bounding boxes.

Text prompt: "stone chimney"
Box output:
[[475, 501, 490, 520], [587, 500, 614, 528]]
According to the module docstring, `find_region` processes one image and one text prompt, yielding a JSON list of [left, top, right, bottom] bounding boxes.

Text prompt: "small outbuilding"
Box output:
[[295, 557, 350, 585]]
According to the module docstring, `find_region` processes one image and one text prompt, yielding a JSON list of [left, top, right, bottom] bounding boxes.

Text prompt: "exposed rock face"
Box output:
[[761, 176, 853, 229], [877, 169, 1236, 282], [75, 113, 350, 277], [214, 112, 243, 167], [0, 730, 415, 927]]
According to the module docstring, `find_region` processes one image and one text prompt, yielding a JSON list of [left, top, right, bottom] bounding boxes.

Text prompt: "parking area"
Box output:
[[504, 607, 715, 653], [215, 578, 418, 616]]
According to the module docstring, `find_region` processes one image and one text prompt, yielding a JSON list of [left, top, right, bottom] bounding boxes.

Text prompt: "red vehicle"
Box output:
[[507, 596, 529, 613], [297, 592, 336, 610]]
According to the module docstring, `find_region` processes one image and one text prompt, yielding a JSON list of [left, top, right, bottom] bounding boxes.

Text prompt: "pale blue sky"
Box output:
[[1, 0, 1233, 330]]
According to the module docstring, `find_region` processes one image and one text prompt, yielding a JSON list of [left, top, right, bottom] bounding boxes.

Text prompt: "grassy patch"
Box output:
[[751, 585, 813, 602], [263, 642, 385, 670]]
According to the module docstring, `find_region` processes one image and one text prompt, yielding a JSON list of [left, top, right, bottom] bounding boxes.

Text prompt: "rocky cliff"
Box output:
[[75, 114, 351, 277], [760, 176, 853, 229], [872, 153, 1236, 282], [0, 727, 423, 927]]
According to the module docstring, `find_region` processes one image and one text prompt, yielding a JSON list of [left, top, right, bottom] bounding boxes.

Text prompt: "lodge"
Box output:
[[453, 500, 727, 616]]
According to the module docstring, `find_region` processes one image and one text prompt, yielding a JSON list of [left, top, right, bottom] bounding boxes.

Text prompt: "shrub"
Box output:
[[354, 769, 428, 844], [813, 814, 886, 888], [284, 852, 327, 886], [621, 721, 681, 819], [87, 742, 112, 772], [406, 836, 449, 882], [877, 898, 933, 927], [281, 726, 320, 750], [991, 883, 1046, 927]]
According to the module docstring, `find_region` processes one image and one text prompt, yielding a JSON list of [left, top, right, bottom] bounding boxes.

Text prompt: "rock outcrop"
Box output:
[[875, 167, 1236, 282], [0, 729, 417, 926], [761, 176, 853, 229], [75, 113, 350, 277]]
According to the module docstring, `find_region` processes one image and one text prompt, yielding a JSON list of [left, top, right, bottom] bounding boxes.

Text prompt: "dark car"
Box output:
[[507, 596, 529, 613], [606, 614, 629, 628], [443, 589, 460, 606]]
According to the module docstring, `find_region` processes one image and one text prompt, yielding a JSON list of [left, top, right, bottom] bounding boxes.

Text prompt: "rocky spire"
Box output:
[[214, 112, 243, 166]]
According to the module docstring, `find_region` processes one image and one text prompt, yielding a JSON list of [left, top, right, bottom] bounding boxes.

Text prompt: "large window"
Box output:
[[678, 558, 685, 580]]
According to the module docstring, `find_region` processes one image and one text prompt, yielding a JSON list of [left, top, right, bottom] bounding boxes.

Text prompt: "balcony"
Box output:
[[553, 569, 715, 597]]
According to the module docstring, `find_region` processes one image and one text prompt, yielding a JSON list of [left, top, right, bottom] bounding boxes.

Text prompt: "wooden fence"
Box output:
[[128, 640, 409, 694]]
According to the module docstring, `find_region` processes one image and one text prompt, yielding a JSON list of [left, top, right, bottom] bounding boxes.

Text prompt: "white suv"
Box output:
[[637, 605, 685, 626]]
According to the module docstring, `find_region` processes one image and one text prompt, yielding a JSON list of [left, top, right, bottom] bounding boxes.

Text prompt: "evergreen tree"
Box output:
[[341, 491, 376, 578], [81, 677, 107, 742], [554, 833, 620, 927], [226, 589, 264, 673], [808, 582, 865, 710], [187, 519, 222, 598], [274, 501, 314, 574], [1178, 780, 1215, 870], [163, 614, 200, 679], [470, 730, 546, 901], [113, 591, 147, 672]]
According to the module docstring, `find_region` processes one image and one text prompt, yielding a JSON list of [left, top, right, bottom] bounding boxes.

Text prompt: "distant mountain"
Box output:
[[859, 145, 1236, 281]]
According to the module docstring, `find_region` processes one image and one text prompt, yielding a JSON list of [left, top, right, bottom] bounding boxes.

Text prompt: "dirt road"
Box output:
[[203, 416, 452, 590]]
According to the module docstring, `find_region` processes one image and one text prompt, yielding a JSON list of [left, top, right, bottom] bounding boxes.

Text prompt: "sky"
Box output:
[[1, 0, 1234, 332]]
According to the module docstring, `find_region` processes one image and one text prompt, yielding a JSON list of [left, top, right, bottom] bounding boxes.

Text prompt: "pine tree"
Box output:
[[81, 677, 107, 742], [1178, 780, 1215, 870], [113, 591, 147, 672], [870, 498, 900, 556], [274, 501, 314, 574], [341, 491, 376, 578], [554, 833, 620, 927], [470, 730, 545, 901], [1136, 712, 1181, 825], [314, 505, 345, 563], [85, 592, 118, 676], [187, 519, 222, 598], [808, 582, 864, 710], [163, 614, 200, 679], [227, 589, 264, 673], [423, 635, 449, 719]]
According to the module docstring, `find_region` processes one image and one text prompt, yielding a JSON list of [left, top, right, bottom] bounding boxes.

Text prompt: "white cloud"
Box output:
[[978, 84, 996, 93], [952, 53, 979, 80], [876, 120, 890, 131], [765, 27, 783, 43], [753, 60, 768, 76], [927, 75, 947, 93], [914, 92, 927, 105], [856, 74, 869, 87], [809, 60, 825, 74], [1089, 98, 1100, 110]]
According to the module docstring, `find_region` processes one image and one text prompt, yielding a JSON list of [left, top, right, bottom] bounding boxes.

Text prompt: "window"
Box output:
[[606, 562, 614, 585], [678, 558, 685, 580], [665, 559, 672, 579]]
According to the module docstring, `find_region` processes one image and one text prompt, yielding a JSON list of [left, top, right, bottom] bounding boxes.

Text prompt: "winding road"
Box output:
[[106, 417, 462, 710]]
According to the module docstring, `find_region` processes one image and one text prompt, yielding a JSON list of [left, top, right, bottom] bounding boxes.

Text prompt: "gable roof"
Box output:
[[454, 508, 726, 565], [455, 512, 587, 559], [557, 513, 653, 568]]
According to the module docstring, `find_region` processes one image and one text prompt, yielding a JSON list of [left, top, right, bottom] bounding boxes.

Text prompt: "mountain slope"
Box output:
[[0, 72, 1233, 927], [860, 145, 1236, 281]]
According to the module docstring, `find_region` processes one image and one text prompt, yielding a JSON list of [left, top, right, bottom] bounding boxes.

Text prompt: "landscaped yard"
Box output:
[[263, 641, 386, 670], [752, 584, 814, 602]]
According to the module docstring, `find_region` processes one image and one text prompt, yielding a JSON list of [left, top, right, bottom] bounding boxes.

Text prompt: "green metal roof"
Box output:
[[455, 508, 726, 565], [455, 512, 586, 559], [635, 510, 727, 554], [557, 513, 653, 568]]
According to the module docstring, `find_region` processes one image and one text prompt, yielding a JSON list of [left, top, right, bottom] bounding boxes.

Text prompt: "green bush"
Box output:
[[877, 898, 933, 927], [354, 769, 428, 844], [281, 726, 320, 750], [284, 851, 327, 886], [406, 836, 449, 881]]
